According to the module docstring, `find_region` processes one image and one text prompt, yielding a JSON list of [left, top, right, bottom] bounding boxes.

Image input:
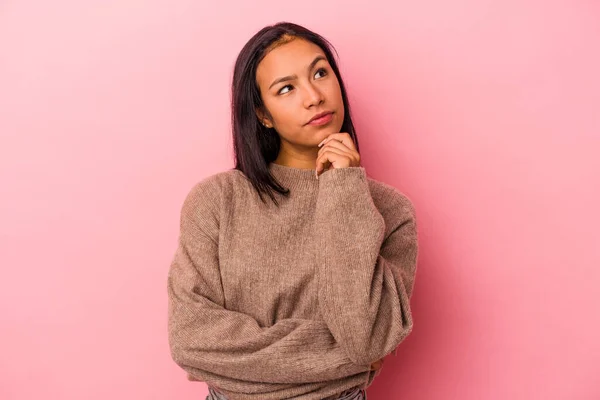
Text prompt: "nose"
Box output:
[[302, 82, 324, 108]]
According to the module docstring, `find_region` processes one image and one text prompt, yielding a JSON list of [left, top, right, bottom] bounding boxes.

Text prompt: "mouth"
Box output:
[[306, 111, 334, 126]]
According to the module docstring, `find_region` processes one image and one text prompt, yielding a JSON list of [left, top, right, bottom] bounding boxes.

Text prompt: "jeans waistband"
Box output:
[[206, 385, 366, 400]]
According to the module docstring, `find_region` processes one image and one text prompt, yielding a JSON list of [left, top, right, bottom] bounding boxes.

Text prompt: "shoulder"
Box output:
[[366, 176, 417, 224], [179, 168, 248, 233], [182, 168, 243, 206]]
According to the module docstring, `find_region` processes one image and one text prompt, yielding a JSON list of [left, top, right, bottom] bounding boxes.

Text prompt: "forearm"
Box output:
[[314, 167, 418, 365]]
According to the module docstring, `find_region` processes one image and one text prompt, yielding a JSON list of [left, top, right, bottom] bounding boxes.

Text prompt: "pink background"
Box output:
[[1, 1, 599, 399]]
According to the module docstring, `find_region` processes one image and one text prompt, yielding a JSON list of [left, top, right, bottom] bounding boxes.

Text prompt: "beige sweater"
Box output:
[[167, 162, 419, 400]]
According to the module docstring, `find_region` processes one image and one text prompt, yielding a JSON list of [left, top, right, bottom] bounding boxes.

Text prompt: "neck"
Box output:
[[268, 161, 319, 192]]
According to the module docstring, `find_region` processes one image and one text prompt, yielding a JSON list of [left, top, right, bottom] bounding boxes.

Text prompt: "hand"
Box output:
[[370, 357, 384, 376], [315, 132, 361, 178]]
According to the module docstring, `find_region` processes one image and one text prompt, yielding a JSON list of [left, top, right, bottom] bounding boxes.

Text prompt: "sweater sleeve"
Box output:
[[314, 166, 419, 366], [167, 181, 371, 386]]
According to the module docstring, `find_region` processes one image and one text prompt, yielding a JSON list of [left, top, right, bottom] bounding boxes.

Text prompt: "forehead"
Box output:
[[256, 38, 326, 81]]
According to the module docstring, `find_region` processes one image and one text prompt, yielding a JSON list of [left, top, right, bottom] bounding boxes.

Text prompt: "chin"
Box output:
[[316, 127, 337, 140]]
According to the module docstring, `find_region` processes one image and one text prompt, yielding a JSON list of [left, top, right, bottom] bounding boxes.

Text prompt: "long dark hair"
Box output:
[[230, 21, 360, 206]]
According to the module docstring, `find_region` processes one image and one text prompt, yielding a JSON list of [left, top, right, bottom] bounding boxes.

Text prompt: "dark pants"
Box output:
[[205, 386, 367, 400]]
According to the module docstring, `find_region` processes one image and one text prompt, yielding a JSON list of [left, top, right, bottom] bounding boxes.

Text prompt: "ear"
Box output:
[[255, 107, 273, 128]]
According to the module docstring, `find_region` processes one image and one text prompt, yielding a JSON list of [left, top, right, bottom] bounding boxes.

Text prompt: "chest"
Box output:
[[217, 193, 321, 325]]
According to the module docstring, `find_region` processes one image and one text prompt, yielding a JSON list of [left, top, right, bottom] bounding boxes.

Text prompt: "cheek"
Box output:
[[269, 101, 299, 127], [280, 104, 299, 123], [326, 79, 343, 101]]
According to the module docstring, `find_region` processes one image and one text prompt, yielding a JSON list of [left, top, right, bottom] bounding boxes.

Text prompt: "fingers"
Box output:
[[317, 137, 355, 158], [315, 148, 348, 177], [315, 133, 361, 178], [317, 132, 357, 152]]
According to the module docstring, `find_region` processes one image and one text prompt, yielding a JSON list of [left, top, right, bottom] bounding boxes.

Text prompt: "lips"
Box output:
[[307, 111, 333, 125]]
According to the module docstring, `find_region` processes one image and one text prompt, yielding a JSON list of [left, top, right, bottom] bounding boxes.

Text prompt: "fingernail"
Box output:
[[318, 140, 324, 147]]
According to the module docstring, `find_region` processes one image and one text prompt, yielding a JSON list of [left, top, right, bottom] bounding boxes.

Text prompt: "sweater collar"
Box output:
[[268, 162, 319, 192]]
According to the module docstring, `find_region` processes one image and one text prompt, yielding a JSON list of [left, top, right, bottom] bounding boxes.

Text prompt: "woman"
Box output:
[[167, 21, 419, 400]]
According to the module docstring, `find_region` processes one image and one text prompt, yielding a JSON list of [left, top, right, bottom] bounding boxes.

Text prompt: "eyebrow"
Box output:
[[268, 55, 327, 90]]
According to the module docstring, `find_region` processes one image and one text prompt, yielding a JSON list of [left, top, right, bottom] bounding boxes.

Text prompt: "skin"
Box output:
[[255, 37, 385, 372], [254, 37, 361, 177]]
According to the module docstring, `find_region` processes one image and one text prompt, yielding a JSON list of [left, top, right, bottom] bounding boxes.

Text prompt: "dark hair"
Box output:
[[230, 21, 360, 206]]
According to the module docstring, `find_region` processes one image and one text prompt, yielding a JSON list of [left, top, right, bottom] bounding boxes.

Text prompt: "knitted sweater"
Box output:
[[167, 162, 419, 400]]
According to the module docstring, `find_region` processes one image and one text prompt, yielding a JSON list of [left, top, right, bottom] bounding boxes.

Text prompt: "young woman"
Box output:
[[167, 22, 419, 400]]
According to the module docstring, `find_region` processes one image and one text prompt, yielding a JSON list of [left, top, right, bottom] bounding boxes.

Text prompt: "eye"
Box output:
[[315, 67, 327, 78], [278, 84, 293, 95]]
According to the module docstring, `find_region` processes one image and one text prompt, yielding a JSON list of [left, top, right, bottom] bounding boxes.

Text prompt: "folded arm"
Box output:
[[167, 183, 371, 386], [314, 167, 419, 366]]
